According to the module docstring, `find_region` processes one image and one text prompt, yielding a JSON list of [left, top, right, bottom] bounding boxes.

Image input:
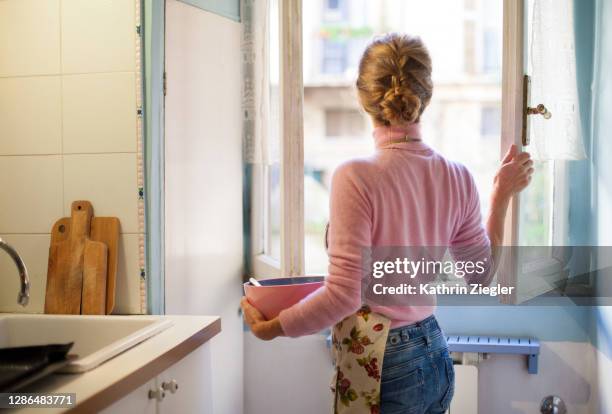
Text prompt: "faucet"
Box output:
[[0, 237, 30, 307]]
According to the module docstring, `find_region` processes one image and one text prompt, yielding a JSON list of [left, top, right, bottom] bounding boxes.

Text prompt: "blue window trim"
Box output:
[[567, 0, 596, 247], [177, 0, 241, 22], [145, 0, 166, 315]]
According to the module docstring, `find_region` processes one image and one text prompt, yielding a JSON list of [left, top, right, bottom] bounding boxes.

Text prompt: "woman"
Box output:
[[242, 33, 533, 413]]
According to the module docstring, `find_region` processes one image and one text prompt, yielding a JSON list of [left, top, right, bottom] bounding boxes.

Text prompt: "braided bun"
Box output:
[[356, 33, 433, 126]]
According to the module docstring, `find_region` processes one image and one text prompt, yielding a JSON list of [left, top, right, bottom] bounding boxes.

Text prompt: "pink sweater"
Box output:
[[278, 123, 490, 337]]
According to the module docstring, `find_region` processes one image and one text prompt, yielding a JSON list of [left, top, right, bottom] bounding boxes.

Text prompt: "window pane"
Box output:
[[518, 161, 553, 245], [303, 0, 503, 274], [518, 0, 554, 246]]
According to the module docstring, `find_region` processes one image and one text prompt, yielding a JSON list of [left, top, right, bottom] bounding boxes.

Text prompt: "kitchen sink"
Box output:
[[0, 314, 172, 373]]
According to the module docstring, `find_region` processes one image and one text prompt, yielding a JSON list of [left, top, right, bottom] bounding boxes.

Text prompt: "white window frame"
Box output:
[[251, 0, 304, 278], [498, 0, 524, 303], [251, 163, 282, 277], [500, 0, 572, 304]]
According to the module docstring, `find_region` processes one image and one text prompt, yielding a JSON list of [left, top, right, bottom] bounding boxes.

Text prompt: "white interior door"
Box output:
[[164, 1, 244, 413]]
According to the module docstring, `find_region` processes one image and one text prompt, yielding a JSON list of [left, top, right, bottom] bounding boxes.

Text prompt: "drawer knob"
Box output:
[[162, 379, 179, 394], [148, 387, 165, 401]]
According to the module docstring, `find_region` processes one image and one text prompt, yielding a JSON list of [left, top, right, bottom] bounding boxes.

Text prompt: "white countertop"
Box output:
[[11, 315, 221, 413]]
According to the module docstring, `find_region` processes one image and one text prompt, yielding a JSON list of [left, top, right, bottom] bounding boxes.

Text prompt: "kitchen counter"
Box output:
[[12, 315, 221, 413]]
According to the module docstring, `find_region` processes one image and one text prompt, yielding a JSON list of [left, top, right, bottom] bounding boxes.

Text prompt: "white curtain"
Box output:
[[529, 0, 587, 160], [241, 0, 280, 165]]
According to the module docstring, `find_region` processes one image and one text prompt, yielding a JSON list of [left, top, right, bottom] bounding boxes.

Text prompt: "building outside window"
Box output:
[[481, 105, 502, 137], [323, 0, 348, 22], [303, 0, 505, 274], [321, 39, 348, 74], [325, 108, 365, 138]]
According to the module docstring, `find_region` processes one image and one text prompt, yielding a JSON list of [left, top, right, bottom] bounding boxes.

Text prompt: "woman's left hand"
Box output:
[[240, 297, 285, 341]]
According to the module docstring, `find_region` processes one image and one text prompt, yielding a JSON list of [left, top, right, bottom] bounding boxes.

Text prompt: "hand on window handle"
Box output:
[[241, 297, 285, 340]]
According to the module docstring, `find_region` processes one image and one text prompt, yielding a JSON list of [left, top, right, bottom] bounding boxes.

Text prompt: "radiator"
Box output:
[[448, 364, 478, 414]]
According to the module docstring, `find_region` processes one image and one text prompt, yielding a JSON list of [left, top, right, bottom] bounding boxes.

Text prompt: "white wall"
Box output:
[[593, 316, 612, 414], [478, 342, 597, 413], [164, 1, 244, 413], [0, 0, 143, 314], [245, 334, 334, 414], [245, 335, 599, 414]]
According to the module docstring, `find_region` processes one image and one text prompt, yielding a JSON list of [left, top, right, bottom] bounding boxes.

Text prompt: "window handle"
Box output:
[[527, 103, 552, 119], [522, 75, 553, 145]]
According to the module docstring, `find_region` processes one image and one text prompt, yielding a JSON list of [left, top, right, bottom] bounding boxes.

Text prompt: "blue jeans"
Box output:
[[380, 315, 455, 414]]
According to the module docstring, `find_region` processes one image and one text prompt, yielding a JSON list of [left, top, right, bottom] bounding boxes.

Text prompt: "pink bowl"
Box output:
[[243, 276, 325, 320]]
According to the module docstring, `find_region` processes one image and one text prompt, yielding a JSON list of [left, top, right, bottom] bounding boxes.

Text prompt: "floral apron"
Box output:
[[324, 223, 392, 414], [330, 306, 391, 414]]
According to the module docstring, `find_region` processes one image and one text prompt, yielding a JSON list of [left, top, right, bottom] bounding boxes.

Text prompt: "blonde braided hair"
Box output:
[[356, 33, 433, 126]]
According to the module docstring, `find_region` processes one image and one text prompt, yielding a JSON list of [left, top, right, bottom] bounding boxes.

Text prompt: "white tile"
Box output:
[[0, 0, 61, 76], [0, 234, 50, 313], [63, 153, 138, 233], [0, 233, 143, 314], [0, 156, 63, 233], [0, 77, 62, 155], [112, 233, 142, 314], [61, 0, 135, 73], [62, 73, 137, 154]]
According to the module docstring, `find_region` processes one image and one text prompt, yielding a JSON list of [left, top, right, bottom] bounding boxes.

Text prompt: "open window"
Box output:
[[249, 0, 588, 304], [500, 0, 588, 303], [249, 0, 304, 278]]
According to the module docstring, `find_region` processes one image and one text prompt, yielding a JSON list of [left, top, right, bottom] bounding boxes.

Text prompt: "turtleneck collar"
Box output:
[[372, 123, 430, 151]]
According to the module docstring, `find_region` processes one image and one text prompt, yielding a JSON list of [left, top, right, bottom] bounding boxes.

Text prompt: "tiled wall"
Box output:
[[0, 0, 143, 314]]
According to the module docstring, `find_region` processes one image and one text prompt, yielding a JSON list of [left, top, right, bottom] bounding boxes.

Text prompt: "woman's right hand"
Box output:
[[486, 144, 535, 250], [492, 144, 534, 203]]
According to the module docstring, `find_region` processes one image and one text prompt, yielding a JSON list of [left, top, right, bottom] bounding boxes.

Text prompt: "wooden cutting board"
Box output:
[[49, 214, 120, 314], [45, 201, 106, 314], [82, 238, 108, 315], [89, 217, 120, 314]]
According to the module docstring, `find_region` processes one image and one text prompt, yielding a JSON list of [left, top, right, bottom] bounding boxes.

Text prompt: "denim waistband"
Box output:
[[386, 315, 441, 345]]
